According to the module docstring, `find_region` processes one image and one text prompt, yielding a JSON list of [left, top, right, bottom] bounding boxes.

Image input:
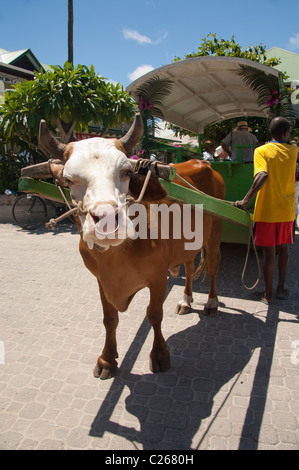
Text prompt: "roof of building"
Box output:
[[0, 47, 44, 73], [265, 47, 299, 82]]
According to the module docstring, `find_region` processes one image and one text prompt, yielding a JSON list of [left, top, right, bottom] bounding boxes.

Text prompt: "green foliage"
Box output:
[[100, 81, 137, 131], [33, 62, 106, 132], [204, 117, 271, 144], [174, 33, 281, 70], [0, 62, 136, 191], [0, 62, 136, 140], [170, 117, 271, 147], [0, 154, 33, 194]]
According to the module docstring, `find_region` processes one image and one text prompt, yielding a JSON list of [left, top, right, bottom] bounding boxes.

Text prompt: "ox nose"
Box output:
[[90, 204, 120, 238]]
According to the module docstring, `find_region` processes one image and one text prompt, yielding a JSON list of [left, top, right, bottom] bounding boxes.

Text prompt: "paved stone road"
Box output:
[[0, 222, 299, 450]]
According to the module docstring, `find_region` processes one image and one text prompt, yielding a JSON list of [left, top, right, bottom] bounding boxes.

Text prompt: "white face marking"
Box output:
[[63, 138, 134, 250]]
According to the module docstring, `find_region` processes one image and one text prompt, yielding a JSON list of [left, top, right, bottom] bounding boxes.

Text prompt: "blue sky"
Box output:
[[1, 0, 299, 89]]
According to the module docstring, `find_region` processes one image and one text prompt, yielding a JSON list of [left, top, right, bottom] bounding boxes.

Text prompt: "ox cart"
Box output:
[[125, 56, 284, 244]]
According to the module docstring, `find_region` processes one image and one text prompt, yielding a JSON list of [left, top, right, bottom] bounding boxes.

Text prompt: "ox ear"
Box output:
[[49, 160, 67, 187], [129, 174, 167, 201], [119, 113, 144, 154], [39, 120, 67, 161]]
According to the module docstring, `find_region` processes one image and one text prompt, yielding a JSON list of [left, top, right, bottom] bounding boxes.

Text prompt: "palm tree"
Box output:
[[132, 75, 173, 154], [236, 64, 296, 123]]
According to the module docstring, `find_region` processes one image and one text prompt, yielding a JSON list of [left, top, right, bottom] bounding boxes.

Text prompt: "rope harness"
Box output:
[[46, 159, 260, 291]]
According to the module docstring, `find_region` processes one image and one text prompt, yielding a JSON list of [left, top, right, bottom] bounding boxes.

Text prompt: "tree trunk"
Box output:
[[68, 0, 73, 64], [56, 118, 77, 143]]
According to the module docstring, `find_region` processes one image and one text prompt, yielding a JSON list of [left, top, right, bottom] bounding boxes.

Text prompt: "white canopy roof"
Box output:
[[126, 56, 279, 134]]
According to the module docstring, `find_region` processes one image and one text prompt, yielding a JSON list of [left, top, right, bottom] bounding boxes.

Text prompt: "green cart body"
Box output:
[[143, 141, 255, 244]]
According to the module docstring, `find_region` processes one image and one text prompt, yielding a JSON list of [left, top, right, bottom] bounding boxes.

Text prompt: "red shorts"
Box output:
[[254, 221, 294, 247]]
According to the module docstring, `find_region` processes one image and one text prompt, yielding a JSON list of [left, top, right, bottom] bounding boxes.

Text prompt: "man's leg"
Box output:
[[262, 246, 276, 303], [276, 243, 289, 298]]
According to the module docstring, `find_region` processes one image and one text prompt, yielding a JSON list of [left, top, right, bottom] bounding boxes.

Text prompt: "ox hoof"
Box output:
[[175, 295, 193, 315], [149, 353, 170, 373], [203, 306, 218, 317], [93, 363, 116, 380], [175, 304, 191, 315]]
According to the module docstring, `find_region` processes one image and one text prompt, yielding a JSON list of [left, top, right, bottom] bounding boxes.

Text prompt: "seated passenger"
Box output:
[[202, 140, 216, 161], [221, 121, 258, 163]]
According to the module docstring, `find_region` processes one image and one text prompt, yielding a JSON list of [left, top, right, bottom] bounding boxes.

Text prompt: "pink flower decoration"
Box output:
[[139, 98, 154, 112], [139, 98, 145, 110], [265, 89, 283, 108], [145, 99, 154, 111]]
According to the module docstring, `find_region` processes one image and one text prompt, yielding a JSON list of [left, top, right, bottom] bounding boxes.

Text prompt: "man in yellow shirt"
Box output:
[[235, 117, 297, 304]]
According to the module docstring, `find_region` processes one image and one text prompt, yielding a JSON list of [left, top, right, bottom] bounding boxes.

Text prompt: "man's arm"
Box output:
[[221, 141, 231, 157], [234, 171, 268, 210]]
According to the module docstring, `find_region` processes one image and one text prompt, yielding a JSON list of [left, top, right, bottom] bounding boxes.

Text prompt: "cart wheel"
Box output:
[[12, 194, 47, 230]]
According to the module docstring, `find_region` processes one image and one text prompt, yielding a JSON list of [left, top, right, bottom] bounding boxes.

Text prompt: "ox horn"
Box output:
[[119, 113, 144, 154], [39, 120, 67, 160]]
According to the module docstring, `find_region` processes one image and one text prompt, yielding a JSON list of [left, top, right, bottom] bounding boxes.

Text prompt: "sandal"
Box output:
[[253, 291, 272, 305]]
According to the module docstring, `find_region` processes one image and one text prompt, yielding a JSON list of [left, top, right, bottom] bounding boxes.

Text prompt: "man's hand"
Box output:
[[234, 200, 247, 211], [233, 172, 268, 212]]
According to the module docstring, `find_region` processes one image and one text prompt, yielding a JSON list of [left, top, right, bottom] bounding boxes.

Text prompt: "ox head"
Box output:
[[39, 114, 165, 251]]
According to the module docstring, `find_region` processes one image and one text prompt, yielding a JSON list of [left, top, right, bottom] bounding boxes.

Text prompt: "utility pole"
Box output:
[[68, 0, 73, 64]]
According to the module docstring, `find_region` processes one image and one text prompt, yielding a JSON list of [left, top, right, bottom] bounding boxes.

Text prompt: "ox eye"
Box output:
[[120, 168, 133, 180]]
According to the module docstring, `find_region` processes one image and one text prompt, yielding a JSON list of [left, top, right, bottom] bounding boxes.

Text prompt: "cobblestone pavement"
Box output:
[[0, 222, 299, 450]]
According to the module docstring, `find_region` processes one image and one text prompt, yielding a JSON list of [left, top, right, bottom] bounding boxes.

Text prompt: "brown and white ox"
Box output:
[[39, 114, 225, 379]]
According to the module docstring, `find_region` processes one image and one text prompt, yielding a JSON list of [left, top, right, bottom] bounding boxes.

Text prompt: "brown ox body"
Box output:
[[39, 115, 225, 379]]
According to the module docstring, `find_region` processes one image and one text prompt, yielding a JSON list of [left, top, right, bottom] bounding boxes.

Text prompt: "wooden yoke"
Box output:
[[21, 159, 177, 182]]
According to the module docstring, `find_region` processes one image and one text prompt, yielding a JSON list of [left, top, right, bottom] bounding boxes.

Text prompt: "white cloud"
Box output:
[[288, 33, 299, 49], [122, 28, 167, 45], [128, 64, 154, 82], [122, 28, 152, 45]]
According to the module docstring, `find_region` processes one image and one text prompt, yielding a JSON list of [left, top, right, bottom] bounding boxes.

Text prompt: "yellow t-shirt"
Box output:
[[254, 142, 297, 222]]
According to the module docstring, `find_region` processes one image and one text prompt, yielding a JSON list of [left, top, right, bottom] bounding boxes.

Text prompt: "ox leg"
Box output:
[[203, 225, 222, 316], [94, 281, 119, 380], [147, 279, 170, 373], [175, 260, 194, 315]]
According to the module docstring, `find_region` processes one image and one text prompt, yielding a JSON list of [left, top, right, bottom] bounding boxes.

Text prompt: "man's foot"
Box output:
[[253, 291, 272, 305], [276, 288, 288, 300]]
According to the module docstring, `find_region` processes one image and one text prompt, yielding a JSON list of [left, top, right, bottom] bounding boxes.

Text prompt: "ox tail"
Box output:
[[194, 246, 208, 281]]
